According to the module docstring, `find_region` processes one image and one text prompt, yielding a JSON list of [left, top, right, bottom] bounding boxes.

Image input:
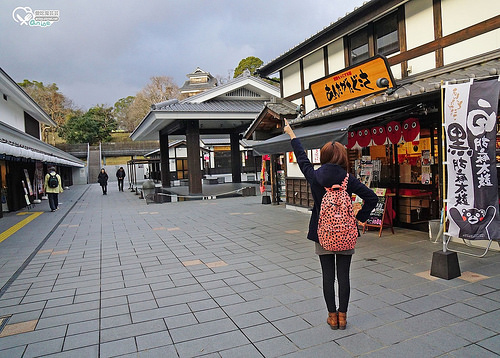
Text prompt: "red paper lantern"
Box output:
[[356, 128, 371, 147], [402, 118, 420, 142], [347, 131, 358, 149], [386, 121, 402, 144], [371, 126, 387, 146]]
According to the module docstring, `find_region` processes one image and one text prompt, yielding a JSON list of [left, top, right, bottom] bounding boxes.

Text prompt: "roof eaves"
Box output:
[[257, 0, 405, 76], [0, 67, 56, 126]]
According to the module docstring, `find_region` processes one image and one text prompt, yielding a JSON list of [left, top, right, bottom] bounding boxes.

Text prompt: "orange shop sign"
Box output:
[[309, 55, 395, 109]]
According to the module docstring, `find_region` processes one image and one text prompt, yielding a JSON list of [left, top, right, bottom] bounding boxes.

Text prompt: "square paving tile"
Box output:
[[0, 319, 37, 337], [182, 259, 203, 267]]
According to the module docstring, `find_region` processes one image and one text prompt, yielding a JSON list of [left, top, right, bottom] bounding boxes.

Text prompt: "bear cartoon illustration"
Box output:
[[449, 206, 496, 240]]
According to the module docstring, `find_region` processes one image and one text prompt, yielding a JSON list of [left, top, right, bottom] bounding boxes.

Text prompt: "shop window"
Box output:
[[348, 29, 369, 65], [374, 13, 399, 57], [347, 11, 399, 65]]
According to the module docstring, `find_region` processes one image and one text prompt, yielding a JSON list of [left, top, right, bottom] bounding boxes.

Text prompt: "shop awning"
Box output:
[[252, 106, 407, 155], [0, 122, 84, 167]]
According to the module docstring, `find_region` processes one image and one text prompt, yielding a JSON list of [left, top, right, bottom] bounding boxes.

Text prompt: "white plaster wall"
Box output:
[[444, 31, 500, 64], [304, 95, 316, 114], [408, 52, 436, 75], [390, 63, 402, 80], [327, 40, 346, 74], [0, 96, 25, 131], [405, 0, 434, 48], [282, 62, 301, 98], [303, 49, 325, 88], [405, 0, 436, 74], [442, 0, 500, 63], [441, 0, 499, 34]]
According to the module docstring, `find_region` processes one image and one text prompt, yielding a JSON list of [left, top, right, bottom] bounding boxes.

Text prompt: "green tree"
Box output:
[[59, 105, 117, 145], [233, 56, 263, 78]]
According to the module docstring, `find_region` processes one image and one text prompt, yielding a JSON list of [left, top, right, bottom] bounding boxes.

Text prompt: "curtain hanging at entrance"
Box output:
[[444, 78, 500, 241]]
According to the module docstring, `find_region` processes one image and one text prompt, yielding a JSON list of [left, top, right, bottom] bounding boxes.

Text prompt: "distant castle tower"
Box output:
[[179, 67, 218, 97]]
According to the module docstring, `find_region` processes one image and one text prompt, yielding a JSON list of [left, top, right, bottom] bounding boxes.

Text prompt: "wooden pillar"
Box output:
[[186, 120, 202, 194], [230, 132, 241, 183], [159, 132, 170, 187]]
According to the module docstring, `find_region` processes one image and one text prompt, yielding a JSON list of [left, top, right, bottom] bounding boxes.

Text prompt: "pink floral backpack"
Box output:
[[317, 173, 358, 251]]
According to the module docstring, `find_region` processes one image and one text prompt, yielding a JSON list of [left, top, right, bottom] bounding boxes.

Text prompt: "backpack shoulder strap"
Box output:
[[341, 173, 349, 190]]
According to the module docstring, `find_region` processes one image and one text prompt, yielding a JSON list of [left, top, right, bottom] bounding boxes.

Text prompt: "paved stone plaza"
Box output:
[[0, 184, 498, 357]]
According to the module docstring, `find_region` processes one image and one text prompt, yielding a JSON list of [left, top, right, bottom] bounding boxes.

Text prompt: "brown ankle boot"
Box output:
[[338, 312, 347, 330], [327, 312, 338, 330]]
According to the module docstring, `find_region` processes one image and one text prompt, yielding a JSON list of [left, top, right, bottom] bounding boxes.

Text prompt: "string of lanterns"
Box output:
[[347, 117, 420, 149]]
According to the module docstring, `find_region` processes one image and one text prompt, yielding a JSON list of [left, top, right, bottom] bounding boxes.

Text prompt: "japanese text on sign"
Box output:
[[309, 55, 395, 109]]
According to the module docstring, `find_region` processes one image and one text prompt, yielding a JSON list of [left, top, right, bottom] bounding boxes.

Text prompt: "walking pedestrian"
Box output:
[[44, 166, 63, 212], [283, 119, 378, 330], [98, 168, 109, 195], [116, 166, 126, 192]]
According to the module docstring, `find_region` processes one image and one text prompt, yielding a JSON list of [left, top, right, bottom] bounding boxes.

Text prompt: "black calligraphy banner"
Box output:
[[445, 78, 500, 241]]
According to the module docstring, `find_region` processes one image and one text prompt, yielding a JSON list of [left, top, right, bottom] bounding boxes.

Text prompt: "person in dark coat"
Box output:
[[284, 119, 378, 330], [116, 167, 126, 192], [97, 168, 109, 195]]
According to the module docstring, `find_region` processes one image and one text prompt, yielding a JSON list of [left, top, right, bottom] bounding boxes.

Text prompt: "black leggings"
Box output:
[[319, 254, 352, 313]]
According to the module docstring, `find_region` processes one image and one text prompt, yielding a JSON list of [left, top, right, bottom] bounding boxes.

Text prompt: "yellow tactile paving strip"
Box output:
[[0, 212, 43, 244]]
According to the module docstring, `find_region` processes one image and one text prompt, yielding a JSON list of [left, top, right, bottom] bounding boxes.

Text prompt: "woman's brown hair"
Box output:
[[320, 141, 349, 170]]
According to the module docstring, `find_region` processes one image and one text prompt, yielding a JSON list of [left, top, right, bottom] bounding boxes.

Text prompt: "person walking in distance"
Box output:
[[283, 119, 377, 330], [98, 168, 109, 195], [116, 167, 126, 192], [44, 166, 63, 212]]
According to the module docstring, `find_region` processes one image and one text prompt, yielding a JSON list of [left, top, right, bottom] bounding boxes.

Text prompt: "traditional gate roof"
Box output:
[[131, 73, 280, 141]]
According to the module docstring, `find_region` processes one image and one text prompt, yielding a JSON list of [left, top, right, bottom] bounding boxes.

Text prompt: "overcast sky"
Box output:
[[1, 0, 366, 110]]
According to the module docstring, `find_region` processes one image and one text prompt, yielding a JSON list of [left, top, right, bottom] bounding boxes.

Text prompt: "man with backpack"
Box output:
[[283, 119, 377, 330], [44, 166, 63, 212]]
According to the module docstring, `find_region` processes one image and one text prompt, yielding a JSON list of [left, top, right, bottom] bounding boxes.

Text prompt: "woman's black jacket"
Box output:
[[291, 138, 378, 243]]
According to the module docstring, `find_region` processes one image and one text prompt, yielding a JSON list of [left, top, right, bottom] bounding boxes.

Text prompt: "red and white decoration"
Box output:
[[347, 118, 420, 148]]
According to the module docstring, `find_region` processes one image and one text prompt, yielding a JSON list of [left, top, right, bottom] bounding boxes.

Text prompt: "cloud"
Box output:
[[0, 0, 366, 109]]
